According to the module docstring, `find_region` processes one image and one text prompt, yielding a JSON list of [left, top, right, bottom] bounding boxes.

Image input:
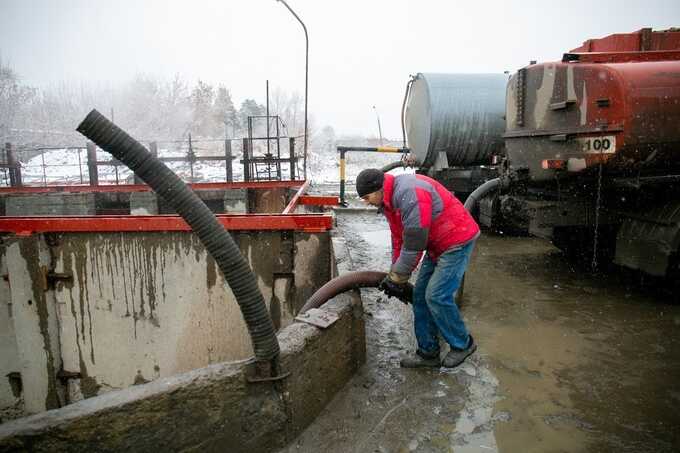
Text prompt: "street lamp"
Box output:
[[372, 105, 383, 145], [276, 0, 308, 180]]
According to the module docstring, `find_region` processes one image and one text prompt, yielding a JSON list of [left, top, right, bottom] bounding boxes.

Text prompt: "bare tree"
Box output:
[[214, 86, 238, 138], [0, 59, 38, 144]]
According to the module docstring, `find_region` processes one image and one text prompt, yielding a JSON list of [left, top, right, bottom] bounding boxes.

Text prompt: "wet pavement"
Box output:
[[280, 209, 680, 453]]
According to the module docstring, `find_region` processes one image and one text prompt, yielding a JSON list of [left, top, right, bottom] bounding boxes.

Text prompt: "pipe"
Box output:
[[76, 110, 279, 363], [381, 158, 420, 174], [381, 161, 405, 173], [464, 177, 501, 212], [401, 75, 415, 149], [300, 271, 413, 314]]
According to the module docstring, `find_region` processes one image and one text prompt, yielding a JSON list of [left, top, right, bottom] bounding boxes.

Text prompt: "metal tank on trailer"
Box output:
[[405, 73, 508, 168], [404, 73, 508, 196]]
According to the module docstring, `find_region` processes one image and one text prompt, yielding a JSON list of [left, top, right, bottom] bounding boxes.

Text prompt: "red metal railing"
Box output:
[[0, 214, 333, 235]]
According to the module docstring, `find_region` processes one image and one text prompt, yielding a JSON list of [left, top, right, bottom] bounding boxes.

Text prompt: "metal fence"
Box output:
[[1, 136, 300, 187]]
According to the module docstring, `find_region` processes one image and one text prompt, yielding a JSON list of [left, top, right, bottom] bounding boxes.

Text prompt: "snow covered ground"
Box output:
[[11, 145, 414, 187], [17, 147, 245, 186]]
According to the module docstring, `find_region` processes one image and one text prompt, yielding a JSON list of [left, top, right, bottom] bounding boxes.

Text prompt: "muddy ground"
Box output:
[[280, 209, 680, 453]]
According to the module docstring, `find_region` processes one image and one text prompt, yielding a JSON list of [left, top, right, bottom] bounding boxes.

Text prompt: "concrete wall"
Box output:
[[4, 237, 63, 416], [224, 188, 247, 213], [0, 188, 250, 217], [0, 248, 22, 422], [5, 194, 96, 216], [129, 192, 158, 215], [0, 237, 366, 453], [134, 189, 248, 215], [248, 188, 287, 213], [0, 229, 332, 419]]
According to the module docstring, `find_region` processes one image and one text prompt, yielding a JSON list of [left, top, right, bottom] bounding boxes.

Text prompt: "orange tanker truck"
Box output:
[[404, 28, 680, 279]]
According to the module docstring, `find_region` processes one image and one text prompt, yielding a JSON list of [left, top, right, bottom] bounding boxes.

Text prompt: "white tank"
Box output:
[[405, 73, 508, 168]]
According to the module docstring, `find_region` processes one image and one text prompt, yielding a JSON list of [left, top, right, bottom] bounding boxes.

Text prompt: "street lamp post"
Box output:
[[276, 0, 308, 180], [372, 105, 384, 146]]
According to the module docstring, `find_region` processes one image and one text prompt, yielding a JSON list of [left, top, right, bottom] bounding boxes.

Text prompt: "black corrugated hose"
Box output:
[[77, 110, 279, 363], [463, 178, 501, 212]]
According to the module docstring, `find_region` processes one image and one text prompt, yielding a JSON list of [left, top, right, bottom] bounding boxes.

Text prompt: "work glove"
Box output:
[[378, 272, 413, 304]]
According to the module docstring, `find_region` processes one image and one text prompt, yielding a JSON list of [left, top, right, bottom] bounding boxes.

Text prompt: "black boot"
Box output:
[[400, 349, 440, 368], [442, 336, 477, 368]]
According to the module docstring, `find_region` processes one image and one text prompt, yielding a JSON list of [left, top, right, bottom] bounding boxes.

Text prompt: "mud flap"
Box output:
[[614, 201, 680, 277]]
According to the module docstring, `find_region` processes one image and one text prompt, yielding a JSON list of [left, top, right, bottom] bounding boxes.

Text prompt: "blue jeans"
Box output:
[[412, 241, 475, 354]]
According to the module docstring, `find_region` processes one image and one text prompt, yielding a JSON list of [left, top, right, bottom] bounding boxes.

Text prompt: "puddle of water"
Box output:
[[283, 212, 680, 453], [468, 233, 680, 453]]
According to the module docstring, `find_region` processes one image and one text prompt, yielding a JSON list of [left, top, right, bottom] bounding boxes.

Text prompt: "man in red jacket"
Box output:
[[356, 168, 479, 368]]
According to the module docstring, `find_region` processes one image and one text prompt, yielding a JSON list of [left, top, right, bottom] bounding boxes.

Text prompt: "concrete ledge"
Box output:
[[5, 193, 96, 216], [332, 206, 379, 213], [129, 192, 158, 215], [0, 264, 365, 452]]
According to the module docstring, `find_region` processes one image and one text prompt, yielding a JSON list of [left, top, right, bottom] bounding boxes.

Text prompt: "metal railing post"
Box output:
[[339, 149, 346, 206], [187, 134, 195, 183], [225, 139, 233, 182], [6, 143, 22, 187], [289, 137, 296, 180], [242, 138, 250, 182], [86, 141, 99, 186], [149, 141, 158, 158]]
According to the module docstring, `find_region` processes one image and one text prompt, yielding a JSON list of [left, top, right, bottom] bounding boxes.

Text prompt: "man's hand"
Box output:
[[378, 272, 413, 304]]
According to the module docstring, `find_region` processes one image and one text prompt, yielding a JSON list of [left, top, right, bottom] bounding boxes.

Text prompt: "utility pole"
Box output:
[[276, 0, 308, 180], [373, 105, 384, 145]]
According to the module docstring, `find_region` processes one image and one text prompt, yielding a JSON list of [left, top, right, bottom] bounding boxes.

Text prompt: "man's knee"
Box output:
[[425, 287, 458, 308]]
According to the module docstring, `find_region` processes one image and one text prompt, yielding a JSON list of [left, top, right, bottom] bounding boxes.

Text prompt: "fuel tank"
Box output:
[[505, 28, 680, 182], [404, 73, 507, 168]]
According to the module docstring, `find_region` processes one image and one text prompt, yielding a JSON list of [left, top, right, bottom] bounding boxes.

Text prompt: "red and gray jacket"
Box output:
[[382, 173, 480, 275]]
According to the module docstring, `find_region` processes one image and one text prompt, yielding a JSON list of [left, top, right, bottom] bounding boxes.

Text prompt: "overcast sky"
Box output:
[[1, 0, 679, 138]]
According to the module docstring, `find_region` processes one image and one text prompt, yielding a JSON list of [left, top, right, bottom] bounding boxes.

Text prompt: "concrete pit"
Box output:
[[0, 183, 369, 453]]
